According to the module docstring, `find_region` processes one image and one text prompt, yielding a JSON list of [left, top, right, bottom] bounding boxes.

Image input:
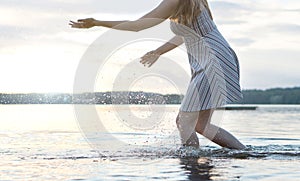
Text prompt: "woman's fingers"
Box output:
[[69, 20, 82, 28], [140, 57, 150, 66], [139, 56, 149, 64], [148, 60, 157, 67], [69, 21, 77, 27], [140, 55, 152, 64], [139, 55, 158, 67], [69, 19, 94, 28]]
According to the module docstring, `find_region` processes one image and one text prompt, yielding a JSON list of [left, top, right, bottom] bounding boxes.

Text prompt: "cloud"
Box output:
[[210, 1, 253, 19], [0, 0, 300, 92], [238, 48, 300, 89], [0, 0, 162, 15], [0, 0, 164, 51], [283, 8, 300, 12], [268, 23, 300, 34], [215, 20, 247, 25], [228, 38, 255, 47], [210, 1, 248, 11]]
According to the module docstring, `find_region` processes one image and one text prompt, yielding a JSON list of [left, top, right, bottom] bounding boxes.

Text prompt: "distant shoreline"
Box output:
[[1, 87, 300, 105]]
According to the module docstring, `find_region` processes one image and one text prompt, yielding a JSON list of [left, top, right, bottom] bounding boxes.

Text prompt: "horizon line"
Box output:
[[0, 86, 299, 95]]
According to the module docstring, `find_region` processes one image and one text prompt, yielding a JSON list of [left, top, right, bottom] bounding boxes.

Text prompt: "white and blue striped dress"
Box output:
[[170, 7, 243, 112]]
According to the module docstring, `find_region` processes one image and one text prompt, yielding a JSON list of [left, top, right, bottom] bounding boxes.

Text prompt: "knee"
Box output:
[[176, 112, 198, 130]]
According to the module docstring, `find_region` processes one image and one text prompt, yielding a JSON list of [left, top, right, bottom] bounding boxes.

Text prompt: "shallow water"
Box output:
[[0, 105, 299, 180]]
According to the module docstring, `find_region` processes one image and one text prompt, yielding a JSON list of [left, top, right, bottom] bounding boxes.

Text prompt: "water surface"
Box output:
[[0, 105, 299, 180]]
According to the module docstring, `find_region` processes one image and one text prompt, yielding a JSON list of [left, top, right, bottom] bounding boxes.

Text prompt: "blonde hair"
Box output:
[[170, 0, 213, 26]]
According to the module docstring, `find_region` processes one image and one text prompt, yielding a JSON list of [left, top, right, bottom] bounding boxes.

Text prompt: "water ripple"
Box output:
[[20, 144, 299, 161]]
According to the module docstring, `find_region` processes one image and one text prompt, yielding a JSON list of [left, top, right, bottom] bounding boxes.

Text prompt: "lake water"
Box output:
[[0, 105, 299, 180]]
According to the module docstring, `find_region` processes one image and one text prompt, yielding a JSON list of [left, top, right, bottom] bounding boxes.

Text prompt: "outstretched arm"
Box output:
[[70, 0, 179, 32], [140, 35, 184, 67]]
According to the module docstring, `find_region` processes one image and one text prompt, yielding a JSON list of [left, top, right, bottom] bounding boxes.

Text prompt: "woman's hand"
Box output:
[[69, 18, 96, 29], [140, 50, 161, 67]]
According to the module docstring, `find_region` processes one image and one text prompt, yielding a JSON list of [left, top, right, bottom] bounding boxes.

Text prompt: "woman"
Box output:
[[70, 0, 246, 150]]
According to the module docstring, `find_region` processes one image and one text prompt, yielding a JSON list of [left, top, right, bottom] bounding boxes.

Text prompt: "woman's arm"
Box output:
[[155, 35, 184, 55], [70, 0, 179, 31], [140, 35, 184, 67]]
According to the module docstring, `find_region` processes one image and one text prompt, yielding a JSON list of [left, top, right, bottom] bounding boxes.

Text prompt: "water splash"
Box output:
[[17, 144, 299, 161]]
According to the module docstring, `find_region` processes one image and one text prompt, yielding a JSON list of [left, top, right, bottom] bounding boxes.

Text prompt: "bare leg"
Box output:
[[176, 113, 199, 148], [195, 109, 246, 150], [199, 124, 246, 149], [184, 132, 199, 148]]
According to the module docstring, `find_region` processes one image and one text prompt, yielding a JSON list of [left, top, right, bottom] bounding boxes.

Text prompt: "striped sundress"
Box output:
[[170, 7, 243, 112]]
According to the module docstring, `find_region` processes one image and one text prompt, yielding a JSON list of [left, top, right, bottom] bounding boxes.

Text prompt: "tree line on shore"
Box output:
[[1, 87, 300, 104]]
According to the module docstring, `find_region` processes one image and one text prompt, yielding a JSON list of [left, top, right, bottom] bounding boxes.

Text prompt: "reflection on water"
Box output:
[[179, 157, 214, 181], [0, 105, 300, 180]]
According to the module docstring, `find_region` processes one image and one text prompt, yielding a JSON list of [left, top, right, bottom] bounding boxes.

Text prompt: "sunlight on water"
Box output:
[[0, 105, 299, 180], [0, 105, 78, 132]]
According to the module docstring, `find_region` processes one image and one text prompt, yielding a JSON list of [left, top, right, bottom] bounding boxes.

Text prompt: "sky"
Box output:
[[0, 0, 299, 93]]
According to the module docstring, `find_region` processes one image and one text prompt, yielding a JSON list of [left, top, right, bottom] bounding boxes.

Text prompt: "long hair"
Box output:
[[170, 0, 213, 26]]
